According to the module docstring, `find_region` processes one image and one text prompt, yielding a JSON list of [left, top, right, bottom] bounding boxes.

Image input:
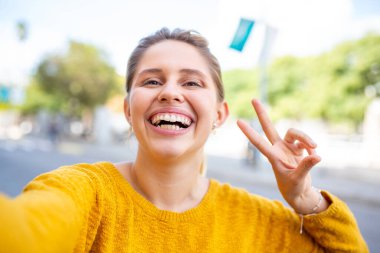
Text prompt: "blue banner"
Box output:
[[230, 18, 255, 52]]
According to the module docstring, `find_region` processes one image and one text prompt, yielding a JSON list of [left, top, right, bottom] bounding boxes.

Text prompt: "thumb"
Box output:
[[295, 155, 321, 179]]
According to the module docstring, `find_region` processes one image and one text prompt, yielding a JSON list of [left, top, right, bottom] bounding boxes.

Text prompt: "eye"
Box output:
[[183, 81, 202, 87], [143, 79, 161, 86]]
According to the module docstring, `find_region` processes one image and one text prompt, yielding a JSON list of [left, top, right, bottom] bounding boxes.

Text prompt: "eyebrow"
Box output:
[[179, 69, 207, 79], [136, 68, 163, 76], [136, 68, 207, 79]]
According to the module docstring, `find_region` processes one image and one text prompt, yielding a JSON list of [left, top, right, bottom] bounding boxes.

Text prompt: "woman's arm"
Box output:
[[0, 191, 80, 252], [299, 191, 368, 252], [0, 166, 98, 253], [237, 99, 368, 252]]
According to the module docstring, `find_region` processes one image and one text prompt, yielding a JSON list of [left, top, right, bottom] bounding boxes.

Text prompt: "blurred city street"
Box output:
[[1, 136, 379, 252], [1, 1, 380, 252]]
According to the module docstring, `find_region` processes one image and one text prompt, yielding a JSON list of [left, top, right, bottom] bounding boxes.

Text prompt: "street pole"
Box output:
[[258, 23, 277, 106]]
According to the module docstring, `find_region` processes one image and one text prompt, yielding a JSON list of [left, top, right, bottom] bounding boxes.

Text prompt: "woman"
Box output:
[[0, 28, 368, 252]]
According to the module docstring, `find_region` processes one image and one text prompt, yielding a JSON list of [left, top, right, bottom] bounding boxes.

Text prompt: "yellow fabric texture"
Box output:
[[0, 162, 368, 252]]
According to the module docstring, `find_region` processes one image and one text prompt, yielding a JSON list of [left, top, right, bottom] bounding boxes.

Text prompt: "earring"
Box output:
[[127, 125, 134, 139], [212, 122, 218, 134]]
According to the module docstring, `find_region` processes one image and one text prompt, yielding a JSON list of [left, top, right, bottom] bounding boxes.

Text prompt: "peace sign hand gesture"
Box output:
[[237, 99, 328, 215]]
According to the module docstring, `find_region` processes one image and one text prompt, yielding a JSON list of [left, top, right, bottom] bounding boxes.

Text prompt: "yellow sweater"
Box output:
[[0, 162, 368, 253]]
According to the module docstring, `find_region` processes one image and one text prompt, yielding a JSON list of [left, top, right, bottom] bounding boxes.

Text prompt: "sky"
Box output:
[[1, 0, 380, 86]]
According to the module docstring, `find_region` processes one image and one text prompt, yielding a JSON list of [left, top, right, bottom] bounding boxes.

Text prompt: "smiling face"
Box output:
[[125, 40, 228, 161]]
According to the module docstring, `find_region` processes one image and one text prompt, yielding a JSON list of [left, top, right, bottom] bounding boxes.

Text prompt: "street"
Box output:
[[1, 137, 379, 252]]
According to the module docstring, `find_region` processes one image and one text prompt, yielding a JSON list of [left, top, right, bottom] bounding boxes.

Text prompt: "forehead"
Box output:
[[136, 40, 211, 77]]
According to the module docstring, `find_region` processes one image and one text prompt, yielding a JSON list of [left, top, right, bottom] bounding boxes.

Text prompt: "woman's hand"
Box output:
[[237, 99, 328, 214]]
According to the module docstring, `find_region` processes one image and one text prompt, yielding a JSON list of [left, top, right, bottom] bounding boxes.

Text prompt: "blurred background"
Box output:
[[1, 0, 380, 251]]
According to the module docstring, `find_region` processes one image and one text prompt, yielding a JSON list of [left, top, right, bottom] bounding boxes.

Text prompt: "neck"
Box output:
[[130, 148, 208, 212]]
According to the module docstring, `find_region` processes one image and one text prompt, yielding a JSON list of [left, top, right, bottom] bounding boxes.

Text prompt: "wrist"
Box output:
[[292, 187, 329, 215], [310, 187, 323, 213]]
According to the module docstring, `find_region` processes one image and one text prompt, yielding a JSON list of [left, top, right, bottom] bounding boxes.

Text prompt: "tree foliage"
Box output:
[[222, 69, 259, 118], [22, 41, 121, 117], [223, 33, 380, 129]]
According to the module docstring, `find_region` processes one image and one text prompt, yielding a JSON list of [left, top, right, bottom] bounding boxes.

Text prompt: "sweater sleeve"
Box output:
[[298, 191, 369, 252], [0, 164, 100, 253]]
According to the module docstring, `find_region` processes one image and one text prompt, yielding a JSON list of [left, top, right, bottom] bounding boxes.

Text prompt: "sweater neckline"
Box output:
[[99, 161, 217, 222]]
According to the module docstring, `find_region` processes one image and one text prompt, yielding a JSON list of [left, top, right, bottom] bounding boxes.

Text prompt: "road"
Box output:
[[1, 137, 379, 252]]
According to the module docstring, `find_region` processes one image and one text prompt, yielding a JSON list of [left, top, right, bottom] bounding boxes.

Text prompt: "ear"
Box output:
[[124, 97, 132, 124], [214, 101, 229, 127]]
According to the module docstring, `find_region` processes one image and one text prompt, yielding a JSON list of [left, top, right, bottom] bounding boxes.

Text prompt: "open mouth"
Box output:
[[149, 113, 192, 131]]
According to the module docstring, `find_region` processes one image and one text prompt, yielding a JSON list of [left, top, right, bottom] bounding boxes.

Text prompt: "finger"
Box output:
[[284, 128, 317, 148], [237, 119, 273, 159], [252, 99, 281, 145], [295, 142, 316, 156], [295, 155, 321, 179]]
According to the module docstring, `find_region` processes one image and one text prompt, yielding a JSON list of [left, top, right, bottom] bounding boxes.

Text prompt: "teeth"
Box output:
[[158, 124, 181, 130], [164, 114, 171, 122], [150, 113, 192, 127]]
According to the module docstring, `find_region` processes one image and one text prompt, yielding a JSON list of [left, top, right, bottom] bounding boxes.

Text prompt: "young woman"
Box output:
[[0, 28, 368, 252]]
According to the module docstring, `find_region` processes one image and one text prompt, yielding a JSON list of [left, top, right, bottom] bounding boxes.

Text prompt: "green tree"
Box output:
[[23, 41, 121, 117], [222, 33, 380, 130], [270, 33, 379, 128], [222, 68, 259, 118], [21, 79, 63, 115]]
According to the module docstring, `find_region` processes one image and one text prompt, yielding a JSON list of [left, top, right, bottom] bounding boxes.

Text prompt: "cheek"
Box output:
[[128, 89, 152, 121], [189, 92, 219, 122]]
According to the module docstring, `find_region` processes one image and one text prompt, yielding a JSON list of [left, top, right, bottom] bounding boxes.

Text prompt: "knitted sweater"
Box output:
[[0, 162, 368, 253]]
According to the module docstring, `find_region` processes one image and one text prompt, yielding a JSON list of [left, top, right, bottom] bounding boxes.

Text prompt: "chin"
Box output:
[[148, 141, 203, 162], [152, 146, 188, 160]]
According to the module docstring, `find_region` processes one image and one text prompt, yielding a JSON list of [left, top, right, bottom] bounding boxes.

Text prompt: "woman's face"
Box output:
[[125, 40, 228, 160]]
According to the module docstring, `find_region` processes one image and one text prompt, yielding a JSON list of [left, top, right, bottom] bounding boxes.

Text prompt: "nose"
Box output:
[[157, 82, 184, 103]]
